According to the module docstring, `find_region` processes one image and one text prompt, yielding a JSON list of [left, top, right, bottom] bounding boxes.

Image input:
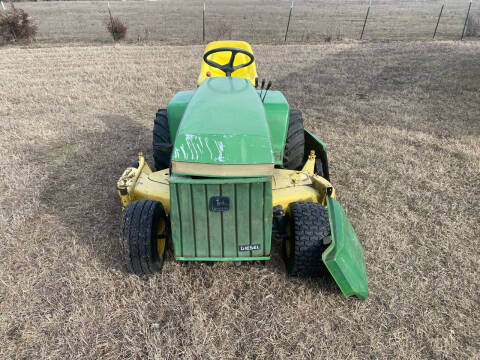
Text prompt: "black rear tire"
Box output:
[[284, 202, 331, 277], [283, 109, 305, 170], [153, 109, 171, 171], [120, 200, 167, 275]]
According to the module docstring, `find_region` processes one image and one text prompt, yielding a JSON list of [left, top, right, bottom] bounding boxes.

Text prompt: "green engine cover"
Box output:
[[166, 77, 289, 167], [173, 77, 273, 166]]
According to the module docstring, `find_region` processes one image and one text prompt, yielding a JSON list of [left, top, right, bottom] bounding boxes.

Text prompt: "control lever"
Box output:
[[262, 81, 272, 102]]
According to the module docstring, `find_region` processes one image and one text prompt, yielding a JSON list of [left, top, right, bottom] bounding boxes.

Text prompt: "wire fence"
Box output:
[[4, 0, 480, 44]]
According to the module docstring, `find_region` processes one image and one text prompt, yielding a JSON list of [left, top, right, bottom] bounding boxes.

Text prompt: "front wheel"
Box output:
[[284, 202, 331, 277], [120, 200, 167, 275]]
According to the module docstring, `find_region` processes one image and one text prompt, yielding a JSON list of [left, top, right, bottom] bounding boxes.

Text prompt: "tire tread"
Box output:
[[120, 200, 165, 275], [286, 202, 331, 277], [153, 109, 171, 171], [283, 110, 305, 170]]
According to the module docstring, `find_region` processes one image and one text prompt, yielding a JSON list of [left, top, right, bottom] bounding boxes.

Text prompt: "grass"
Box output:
[[12, 0, 480, 45], [0, 40, 479, 359]]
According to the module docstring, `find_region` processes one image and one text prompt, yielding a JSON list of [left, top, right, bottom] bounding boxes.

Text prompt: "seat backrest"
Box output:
[[197, 40, 258, 86]]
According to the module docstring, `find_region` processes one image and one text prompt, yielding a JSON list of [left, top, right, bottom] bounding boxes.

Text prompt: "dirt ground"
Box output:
[[0, 41, 479, 359], [14, 0, 480, 44]]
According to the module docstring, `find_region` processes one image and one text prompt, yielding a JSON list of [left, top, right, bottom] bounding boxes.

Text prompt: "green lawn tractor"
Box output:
[[116, 41, 369, 299]]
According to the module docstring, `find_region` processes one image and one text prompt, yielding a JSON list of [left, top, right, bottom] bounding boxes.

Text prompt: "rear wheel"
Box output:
[[120, 200, 167, 275], [284, 202, 331, 277], [153, 109, 171, 171], [283, 109, 305, 170]]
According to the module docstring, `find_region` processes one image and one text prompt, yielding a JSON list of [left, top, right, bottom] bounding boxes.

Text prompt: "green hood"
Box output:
[[172, 77, 274, 168]]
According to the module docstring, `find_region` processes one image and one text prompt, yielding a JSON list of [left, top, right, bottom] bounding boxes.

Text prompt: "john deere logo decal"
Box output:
[[209, 196, 230, 212], [239, 244, 261, 251]]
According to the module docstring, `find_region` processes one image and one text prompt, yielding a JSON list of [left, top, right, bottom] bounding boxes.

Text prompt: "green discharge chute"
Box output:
[[323, 197, 369, 299]]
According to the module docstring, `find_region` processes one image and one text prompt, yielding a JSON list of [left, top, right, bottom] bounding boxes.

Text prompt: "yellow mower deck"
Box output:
[[117, 150, 334, 215]]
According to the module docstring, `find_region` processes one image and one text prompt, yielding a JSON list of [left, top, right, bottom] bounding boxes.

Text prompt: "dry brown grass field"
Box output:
[[0, 40, 479, 359], [14, 0, 480, 44]]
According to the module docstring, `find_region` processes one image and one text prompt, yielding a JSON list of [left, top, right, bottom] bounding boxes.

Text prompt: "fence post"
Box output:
[[461, 0, 473, 40], [107, 1, 116, 41], [202, 1, 206, 42], [433, 3, 445, 39], [360, 0, 372, 40], [284, 1, 293, 42]]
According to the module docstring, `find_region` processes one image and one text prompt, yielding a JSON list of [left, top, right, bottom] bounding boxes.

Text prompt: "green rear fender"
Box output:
[[323, 197, 369, 299]]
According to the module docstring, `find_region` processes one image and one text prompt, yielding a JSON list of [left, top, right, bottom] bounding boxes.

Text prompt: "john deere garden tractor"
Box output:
[[116, 41, 369, 299]]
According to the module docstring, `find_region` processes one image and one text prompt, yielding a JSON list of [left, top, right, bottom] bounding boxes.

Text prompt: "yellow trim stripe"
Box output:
[[172, 161, 274, 177]]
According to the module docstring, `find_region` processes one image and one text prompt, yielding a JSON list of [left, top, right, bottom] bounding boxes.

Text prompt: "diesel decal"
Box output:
[[239, 244, 261, 251]]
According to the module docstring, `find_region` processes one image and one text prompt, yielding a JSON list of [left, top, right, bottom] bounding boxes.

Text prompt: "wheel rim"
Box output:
[[285, 238, 292, 258], [285, 217, 293, 258], [156, 217, 166, 258]]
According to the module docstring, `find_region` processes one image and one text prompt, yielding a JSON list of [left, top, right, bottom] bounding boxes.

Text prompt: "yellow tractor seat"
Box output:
[[197, 40, 258, 86]]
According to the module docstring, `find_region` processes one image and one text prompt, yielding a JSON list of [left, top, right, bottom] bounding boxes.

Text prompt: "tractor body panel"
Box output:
[[169, 175, 272, 261], [172, 77, 274, 176], [167, 90, 195, 142], [323, 197, 369, 299], [258, 90, 289, 164], [117, 40, 369, 298]]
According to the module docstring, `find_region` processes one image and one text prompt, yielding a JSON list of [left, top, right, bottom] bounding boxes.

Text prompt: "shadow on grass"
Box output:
[[275, 42, 480, 138], [35, 114, 151, 272]]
